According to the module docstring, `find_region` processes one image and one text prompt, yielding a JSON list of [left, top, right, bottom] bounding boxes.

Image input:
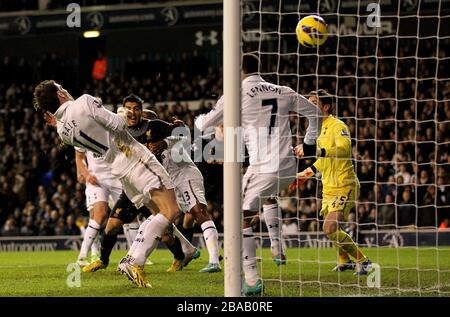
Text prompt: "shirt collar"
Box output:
[[243, 74, 264, 84], [54, 100, 71, 120], [323, 114, 334, 125]]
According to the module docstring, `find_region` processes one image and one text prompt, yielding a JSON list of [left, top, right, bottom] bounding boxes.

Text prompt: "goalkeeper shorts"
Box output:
[[320, 185, 360, 219]]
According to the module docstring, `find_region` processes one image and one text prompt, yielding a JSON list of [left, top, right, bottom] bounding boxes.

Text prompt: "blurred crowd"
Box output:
[[274, 36, 450, 234], [0, 0, 187, 12], [0, 39, 449, 237], [0, 51, 224, 237]]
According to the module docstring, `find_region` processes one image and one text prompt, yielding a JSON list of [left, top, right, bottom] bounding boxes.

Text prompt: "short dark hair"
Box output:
[[33, 80, 59, 113], [122, 94, 143, 108], [242, 53, 260, 75], [309, 89, 336, 113]]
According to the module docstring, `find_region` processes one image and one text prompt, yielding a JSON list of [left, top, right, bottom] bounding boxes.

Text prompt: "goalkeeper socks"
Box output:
[[201, 220, 220, 264], [130, 213, 170, 267], [181, 225, 195, 243], [338, 249, 351, 264], [123, 221, 139, 249], [328, 230, 365, 262], [100, 233, 117, 265], [263, 203, 282, 256], [128, 216, 152, 256], [172, 224, 196, 255], [243, 227, 259, 283], [78, 219, 101, 260]]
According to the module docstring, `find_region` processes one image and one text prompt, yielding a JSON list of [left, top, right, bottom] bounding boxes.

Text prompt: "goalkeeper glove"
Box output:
[[288, 178, 307, 193], [288, 168, 315, 192]]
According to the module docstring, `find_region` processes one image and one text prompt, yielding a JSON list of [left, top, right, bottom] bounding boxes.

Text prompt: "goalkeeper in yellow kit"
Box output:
[[291, 89, 371, 275]]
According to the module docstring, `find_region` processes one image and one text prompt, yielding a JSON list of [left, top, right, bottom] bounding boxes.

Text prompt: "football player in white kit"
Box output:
[[74, 147, 122, 266], [132, 105, 221, 273], [195, 54, 322, 295], [33, 80, 181, 288]]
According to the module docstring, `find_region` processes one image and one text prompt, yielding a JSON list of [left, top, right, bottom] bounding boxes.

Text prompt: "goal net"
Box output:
[[241, 0, 450, 296]]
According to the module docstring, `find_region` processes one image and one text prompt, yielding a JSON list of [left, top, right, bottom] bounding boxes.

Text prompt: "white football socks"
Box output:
[[130, 214, 169, 267], [201, 220, 220, 264], [242, 227, 259, 284], [78, 219, 101, 260], [127, 215, 152, 256], [263, 203, 283, 256]]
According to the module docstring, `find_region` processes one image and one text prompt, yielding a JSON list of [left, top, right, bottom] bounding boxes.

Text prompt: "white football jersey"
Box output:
[[74, 147, 112, 178], [55, 94, 154, 178], [161, 136, 204, 187], [195, 75, 322, 173]]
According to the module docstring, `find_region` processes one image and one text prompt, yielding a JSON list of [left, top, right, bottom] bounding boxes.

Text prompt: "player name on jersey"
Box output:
[[246, 84, 281, 98]]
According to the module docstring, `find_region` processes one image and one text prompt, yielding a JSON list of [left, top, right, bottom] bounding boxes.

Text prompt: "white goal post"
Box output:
[[223, 0, 242, 297]]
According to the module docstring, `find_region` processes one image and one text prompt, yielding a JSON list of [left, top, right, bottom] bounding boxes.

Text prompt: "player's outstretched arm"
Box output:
[[90, 95, 127, 131], [194, 96, 224, 131], [291, 93, 322, 146]]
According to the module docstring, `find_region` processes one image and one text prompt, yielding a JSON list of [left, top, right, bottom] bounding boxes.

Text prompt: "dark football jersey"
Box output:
[[127, 118, 174, 162]]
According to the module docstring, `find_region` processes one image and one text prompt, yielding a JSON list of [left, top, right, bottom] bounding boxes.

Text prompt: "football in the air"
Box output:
[[296, 15, 328, 48]]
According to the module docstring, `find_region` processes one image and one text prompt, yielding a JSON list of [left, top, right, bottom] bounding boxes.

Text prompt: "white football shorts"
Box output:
[[242, 164, 297, 211], [121, 157, 174, 208], [85, 177, 122, 211], [175, 178, 207, 213]]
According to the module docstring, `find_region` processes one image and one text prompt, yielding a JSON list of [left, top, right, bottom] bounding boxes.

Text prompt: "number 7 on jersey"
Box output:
[[262, 98, 278, 135]]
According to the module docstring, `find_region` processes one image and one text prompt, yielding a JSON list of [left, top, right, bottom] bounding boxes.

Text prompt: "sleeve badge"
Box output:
[[341, 129, 349, 137]]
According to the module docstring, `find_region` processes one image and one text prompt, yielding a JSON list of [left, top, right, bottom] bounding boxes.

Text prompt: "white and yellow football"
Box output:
[[296, 15, 328, 48]]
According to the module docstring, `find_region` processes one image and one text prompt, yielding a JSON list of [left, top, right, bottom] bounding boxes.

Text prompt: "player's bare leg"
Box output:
[[189, 203, 221, 273], [323, 211, 369, 273], [263, 198, 286, 265], [77, 201, 108, 267], [242, 210, 264, 295]]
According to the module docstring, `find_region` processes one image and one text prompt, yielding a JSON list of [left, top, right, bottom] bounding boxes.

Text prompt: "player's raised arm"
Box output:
[[87, 95, 128, 131], [290, 92, 322, 146], [194, 96, 224, 131]]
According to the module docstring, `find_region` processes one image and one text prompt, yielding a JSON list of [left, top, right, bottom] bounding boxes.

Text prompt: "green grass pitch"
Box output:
[[0, 247, 448, 297]]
